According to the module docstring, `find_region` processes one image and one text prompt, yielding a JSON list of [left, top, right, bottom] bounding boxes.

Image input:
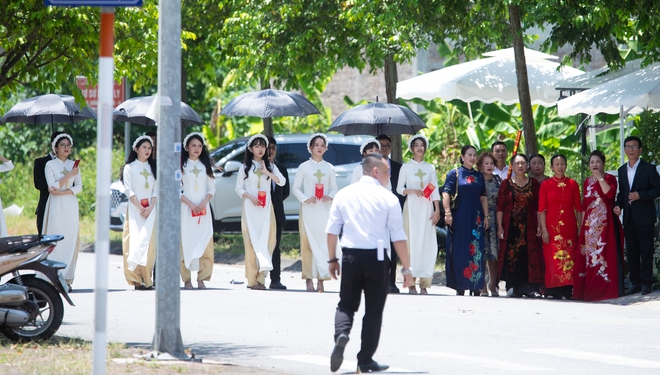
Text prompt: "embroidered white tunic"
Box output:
[[293, 159, 340, 279], [123, 160, 157, 271], [181, 159, 215, 271], [0, 160, 15, 237], [235, 161, 285, 272], [396, 160, 440, 279], [42, 158, 82, 282]]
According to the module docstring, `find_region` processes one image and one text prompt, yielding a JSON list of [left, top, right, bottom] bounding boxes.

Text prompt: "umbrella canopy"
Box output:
[[1, 94, 96, 125], [555, 59, 644, 92], [220, 89, 320, 118], [557, 63, 660, 116], [328, 102, 426, 136], [482, 47, 559, 61], [397, 55, 584, 106], [113, 95, 203, 126]]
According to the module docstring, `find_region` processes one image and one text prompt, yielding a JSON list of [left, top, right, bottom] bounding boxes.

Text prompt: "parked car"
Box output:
[[110, 179, 128, 231]]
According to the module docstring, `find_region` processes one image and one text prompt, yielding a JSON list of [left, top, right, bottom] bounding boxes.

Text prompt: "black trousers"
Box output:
[[389, 242, 398, 285], [624, 216, 655, 287], [334, 248, 389, 365], [270, 225, 283, 283]]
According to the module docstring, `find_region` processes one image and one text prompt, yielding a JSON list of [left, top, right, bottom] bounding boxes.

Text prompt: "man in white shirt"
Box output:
[[326, 153, 413, 373], [492, 141, 509, 179]]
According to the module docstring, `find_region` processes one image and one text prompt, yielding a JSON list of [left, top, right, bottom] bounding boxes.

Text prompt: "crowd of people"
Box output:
[[19, 130, 659, 301]]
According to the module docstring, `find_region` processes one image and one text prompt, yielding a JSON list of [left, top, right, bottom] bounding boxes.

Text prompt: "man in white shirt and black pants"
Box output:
[[326, 153, 413, 373]]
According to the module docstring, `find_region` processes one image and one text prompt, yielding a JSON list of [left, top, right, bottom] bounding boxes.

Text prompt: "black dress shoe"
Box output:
[[357, 360, 389, 373], [641, 285, 652, 295], [625, 285, 642, 295], [389, 283, 400, 293], [330, 333, 349, 372], [269, 281, 287, 290]]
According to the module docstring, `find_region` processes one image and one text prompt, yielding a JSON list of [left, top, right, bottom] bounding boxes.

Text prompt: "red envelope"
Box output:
[[257, 191, 267, 207], [140, 198, 150, 208], [191, 208, 207, 217], [422, 183, 436, 199], [315, 184, 324, 199]]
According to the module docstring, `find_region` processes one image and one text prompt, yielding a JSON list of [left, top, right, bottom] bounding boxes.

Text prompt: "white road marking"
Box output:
[[522, 348, 660, 369], [271, 355, 413, 372], [409, 352, 552, 372]]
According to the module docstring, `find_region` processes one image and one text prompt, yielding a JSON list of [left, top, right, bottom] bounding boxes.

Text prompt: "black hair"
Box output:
[[243, 136, 272, 180], [624, 136, 642, 149], [50, 131, 66, 145], [121, 136, 157, 183], [459, 144, 476, 164], [410, 136, 428, 151], [590, 150, 606, 164], [362, 141, 380, 157], [491, 141, 507, 151], [145, 131, 157, 137], [308, 134, 327, 150], [362, 153, 385, 175], [267, 136, 277, 146], [181, 134, 215, 178], [529, 154, 545, 164], [511, 153, 529, 164], [550, 154, 567, 166], [375, 134, 392, 143]]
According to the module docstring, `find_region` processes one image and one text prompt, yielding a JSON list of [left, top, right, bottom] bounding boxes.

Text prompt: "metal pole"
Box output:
[[152, 0, 185, 358], [93, 7, 114, 375], [124, 77, 131, 160], [620, 106, 625, 165]]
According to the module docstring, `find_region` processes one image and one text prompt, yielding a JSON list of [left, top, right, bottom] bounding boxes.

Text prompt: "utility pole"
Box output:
[[152, 0, 185, 358]]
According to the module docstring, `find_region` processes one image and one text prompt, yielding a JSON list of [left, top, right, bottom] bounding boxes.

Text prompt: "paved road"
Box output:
[[56, 252, 660, 374]]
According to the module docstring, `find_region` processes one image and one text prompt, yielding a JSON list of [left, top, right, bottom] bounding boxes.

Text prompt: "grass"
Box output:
[[0, 337, 267, 374], [214, 232, 301, 258], [6, 214, 123, 246]]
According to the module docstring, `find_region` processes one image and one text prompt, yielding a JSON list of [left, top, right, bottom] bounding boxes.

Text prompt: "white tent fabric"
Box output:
[[397, 55, 583, 106], [555, 59, 644, 91], [557, 63, 660, 116]]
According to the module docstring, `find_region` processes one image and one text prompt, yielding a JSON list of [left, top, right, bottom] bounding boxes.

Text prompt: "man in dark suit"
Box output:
[[33, 132, 63, 235], [614, 136, 660, 296], [376, 134, 406, 293], [268, 136, 290, 290]]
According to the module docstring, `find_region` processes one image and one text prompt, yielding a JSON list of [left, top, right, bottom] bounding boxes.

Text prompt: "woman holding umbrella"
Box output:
[[293, 133, 339, 292], [42, 133, 82, 291], [236, 134, 285, 290], [121, 135, 157, 290], [397, 134, 440, 295]]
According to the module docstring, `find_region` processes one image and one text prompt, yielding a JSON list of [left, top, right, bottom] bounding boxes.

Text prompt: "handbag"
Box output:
[[449, 168, 459, 210]]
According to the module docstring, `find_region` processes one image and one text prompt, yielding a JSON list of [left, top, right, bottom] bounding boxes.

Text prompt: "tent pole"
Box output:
[[620, 106, 625, 165]]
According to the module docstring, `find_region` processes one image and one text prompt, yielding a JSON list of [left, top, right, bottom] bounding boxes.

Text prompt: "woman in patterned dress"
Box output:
[[477, 152, 501, 296], [573, 150, 624, 301], [538, 154, 583, 299], [443, 145, 489, 296], [496, 153, 543, 297]]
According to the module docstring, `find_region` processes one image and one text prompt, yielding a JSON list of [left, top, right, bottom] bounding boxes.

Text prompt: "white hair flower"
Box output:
[[359, 139, 381, 155], [407, 133, 429, 152], [183, 132, 206, 151], [51, 133, 73, 152], [132, 135, 153, 150], [307, 133, 328, 154], [246, 134, 269, 149]]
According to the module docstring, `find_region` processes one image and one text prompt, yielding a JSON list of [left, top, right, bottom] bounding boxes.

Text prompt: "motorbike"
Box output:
[[0, 235, 74, 342]]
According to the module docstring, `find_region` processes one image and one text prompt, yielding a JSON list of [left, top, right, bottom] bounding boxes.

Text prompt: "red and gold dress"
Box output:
[[538, 176, 582, 291], [573, 174, 624, 301]]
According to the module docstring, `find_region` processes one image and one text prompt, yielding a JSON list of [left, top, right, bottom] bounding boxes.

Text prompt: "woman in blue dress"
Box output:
[[442, 145, 489, 295]]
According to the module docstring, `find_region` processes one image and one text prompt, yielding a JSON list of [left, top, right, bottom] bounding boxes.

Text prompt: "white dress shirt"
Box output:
[[493, 164, 509, 180], [627, 158, 640, 189], [326, 176, 407, 249]]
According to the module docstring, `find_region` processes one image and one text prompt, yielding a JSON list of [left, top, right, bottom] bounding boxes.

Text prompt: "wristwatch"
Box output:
[[401, 268, 413, 276]]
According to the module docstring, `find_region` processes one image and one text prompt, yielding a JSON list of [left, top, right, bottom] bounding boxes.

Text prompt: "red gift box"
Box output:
[[140, 198, 150, 208], [315, 184, 324, 199], [257, 191, 267, 207], [422, 183, 436, 199]]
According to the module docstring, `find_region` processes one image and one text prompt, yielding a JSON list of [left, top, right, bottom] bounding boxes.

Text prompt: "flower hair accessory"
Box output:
[[307, 133, 328, 154], [132, 135, 153, 150], [359, 139, 381, 155], [51, 133, 73, 152], [407, 133, 429, 152], [246, 134, 269, 150], [183, 132, 205, 151]]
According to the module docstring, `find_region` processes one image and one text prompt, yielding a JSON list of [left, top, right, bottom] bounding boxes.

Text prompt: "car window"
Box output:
[[327, 144, 362, 165], [231, 151, 245, 163], [210, 141, 246, 163], [277, 143, 309, 169]]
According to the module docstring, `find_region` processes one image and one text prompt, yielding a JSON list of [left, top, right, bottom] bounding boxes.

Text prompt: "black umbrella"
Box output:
[[113, 95, 203, 126], [1, 94, 96, 133], [220, 89, 320, 118], [328, 102, 426, 136]]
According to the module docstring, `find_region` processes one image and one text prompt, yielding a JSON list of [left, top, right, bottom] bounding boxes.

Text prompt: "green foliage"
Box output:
[[635, 110, 660, 165]]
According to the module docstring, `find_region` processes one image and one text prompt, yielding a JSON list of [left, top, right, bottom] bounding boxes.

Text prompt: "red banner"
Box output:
[[75, 76, 125, 110]]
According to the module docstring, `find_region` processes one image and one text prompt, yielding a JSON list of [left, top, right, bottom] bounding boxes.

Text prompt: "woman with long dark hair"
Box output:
[[42, 133, 82, 291], [236, 134, 285, 290], [477, 152, 500, 296], [529, 154, 550, 183], [293, 133, 339, 292], [538, 154, 582, 299], [443, 145, 488, 296], [180, 132, 216, 289], [496, 153, 543, 297], [122, 135, 157, 290]]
